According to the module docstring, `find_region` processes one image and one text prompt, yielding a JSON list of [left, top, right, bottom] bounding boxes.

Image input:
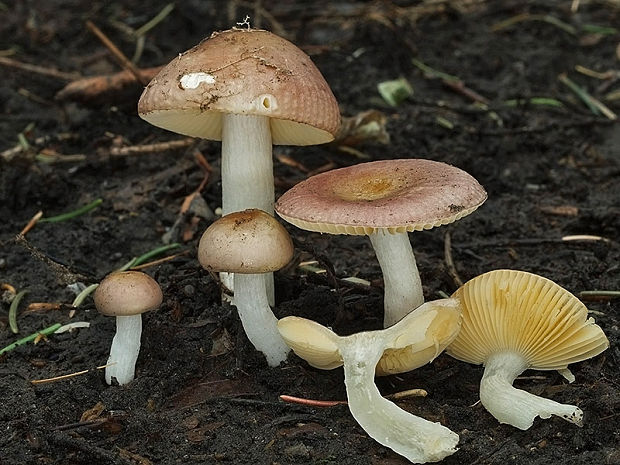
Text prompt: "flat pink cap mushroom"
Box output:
[[276, 159, 487, 327], [275, 159, 488, 234]]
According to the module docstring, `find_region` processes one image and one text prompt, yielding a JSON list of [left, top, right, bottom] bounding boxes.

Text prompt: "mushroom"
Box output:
[[447, 269, 610, 430], [278, 298, 463, 463], [138, 28, 340, 304], [94, 271, 163, 385], [198, 209, 293, 366], [275, 159, 487, 327]]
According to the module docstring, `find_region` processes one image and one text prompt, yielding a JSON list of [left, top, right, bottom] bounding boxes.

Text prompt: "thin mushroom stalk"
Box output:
[[106, 315, 142, 385], [479, 351, 583, 430], [278, 298, 463, 463], [220, 113, 275, 305], [234, 273, 290, 366], [339, 336, 459, 463], [369, 230, 423, 326]]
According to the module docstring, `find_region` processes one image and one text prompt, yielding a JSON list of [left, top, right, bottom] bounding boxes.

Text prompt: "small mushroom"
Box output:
[[198, 209, 293, 366], [94, 271, 163, 385], [278, 298, 463, 463], [275, 159, 487, 327], [447, 269, 610, 430], [138, 28, 340, 304]]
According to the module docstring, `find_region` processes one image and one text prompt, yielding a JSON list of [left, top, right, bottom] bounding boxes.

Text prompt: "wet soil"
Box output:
[[1, 1, 619, 464]]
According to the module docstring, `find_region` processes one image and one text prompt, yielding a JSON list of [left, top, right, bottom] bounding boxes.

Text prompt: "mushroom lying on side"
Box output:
[[275, 159, 487, 327], [447, 269, 610, 430], [198, 209, 292, 366], [278, 298, 462, 463], [94, 271, 163, 385]]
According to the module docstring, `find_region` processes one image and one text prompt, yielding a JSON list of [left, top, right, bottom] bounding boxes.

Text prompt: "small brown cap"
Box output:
[[275, 159, 487, 235], [198, 209, 294, 273], [447, 269, 610, 370], [94, 271, 163, 317], [138, 28, 340, 146]]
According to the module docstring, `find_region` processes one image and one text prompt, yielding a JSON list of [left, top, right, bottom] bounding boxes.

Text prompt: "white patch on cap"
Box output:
[[180, 72, 216, 90]]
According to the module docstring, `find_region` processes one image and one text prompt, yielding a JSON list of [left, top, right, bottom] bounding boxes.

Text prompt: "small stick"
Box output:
[[30, 363, 112, 385], [86, 20, 150, 86], [19, 210, 43, 236], [130, 250, 191, 270], [109, 138, 195, 157], [579, 290, 620, 301], [0, 56, 81, 81], [279, 394, 347, 408], [443, 231, 463, 288], [386, 388, 428, 400]]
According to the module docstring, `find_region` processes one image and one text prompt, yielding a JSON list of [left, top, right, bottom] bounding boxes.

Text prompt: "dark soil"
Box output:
[[1, 1, 619, 464]]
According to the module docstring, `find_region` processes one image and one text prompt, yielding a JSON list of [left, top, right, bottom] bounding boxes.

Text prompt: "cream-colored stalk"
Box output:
[[369, 230, 423, 326], [220, 112, 275, 304], [278, 298, 463, 463]]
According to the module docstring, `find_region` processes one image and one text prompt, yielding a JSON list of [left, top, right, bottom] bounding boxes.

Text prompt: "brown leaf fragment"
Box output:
[[80, 402, 105, 422]]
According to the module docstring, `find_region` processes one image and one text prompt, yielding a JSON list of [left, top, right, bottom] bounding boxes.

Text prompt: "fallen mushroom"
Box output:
[[138, 28, 340, 304], [447, 269, 610, 430], [94, 271, 163, 385], [275, 158, 487, 327], [197, 209, 293, 366], [278, 298, 462, 463]]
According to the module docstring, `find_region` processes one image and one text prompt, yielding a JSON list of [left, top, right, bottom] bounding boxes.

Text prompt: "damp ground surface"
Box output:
[[1, 1, 619, 464]]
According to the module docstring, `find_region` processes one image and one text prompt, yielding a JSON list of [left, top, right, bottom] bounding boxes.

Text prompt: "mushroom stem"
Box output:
[[106, 315, 142, 385], [480, 351, 584, 430], [338, 336, 459, 464], [234, 273, 290, 367], [369, 231, 423, 327], [221, 113, 275, 305]]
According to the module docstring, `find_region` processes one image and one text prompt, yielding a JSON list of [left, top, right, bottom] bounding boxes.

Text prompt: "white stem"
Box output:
[[339, 336, 459, 463], [106, 315, 142, 385], [480, 351, 584, 430], [221, 113, 275, 306], [369, 231, 424, 328], [234, 273, 290, 366]]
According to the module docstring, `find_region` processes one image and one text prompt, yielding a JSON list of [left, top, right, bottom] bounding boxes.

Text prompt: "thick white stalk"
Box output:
[[339, 335, 459, 463], [106, 315, 142, 385], [369, 231, 423, 328], [221, 113, 275, 305], [234, 273, 289, 367], [480, 351, 584, 430]]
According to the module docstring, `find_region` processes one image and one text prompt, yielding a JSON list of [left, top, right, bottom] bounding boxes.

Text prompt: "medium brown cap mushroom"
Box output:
[[198, 209, 294, 274], [275, 159, 487, 235], [138, 28, 340, 145], [94, 271, 163, 317]]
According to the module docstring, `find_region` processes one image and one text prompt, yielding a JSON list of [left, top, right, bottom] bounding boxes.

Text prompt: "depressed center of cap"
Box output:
[[180, 72, 216, 90]]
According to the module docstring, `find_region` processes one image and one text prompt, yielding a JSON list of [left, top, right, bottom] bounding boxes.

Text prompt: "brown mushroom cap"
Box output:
[[94, 271, 163, 317], [198, 209, 294, 274], [275, 159, 488, 235], [138, 28, 340, 146]]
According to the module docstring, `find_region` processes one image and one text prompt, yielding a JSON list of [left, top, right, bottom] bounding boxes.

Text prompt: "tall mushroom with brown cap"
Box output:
[[94, 271, 163, 385], [278, 298, 462, 463], [275, 159, 487, 327], [138, 28, 340, 302], [447, 269, 610, 430], [198, 209, 293, 366]]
